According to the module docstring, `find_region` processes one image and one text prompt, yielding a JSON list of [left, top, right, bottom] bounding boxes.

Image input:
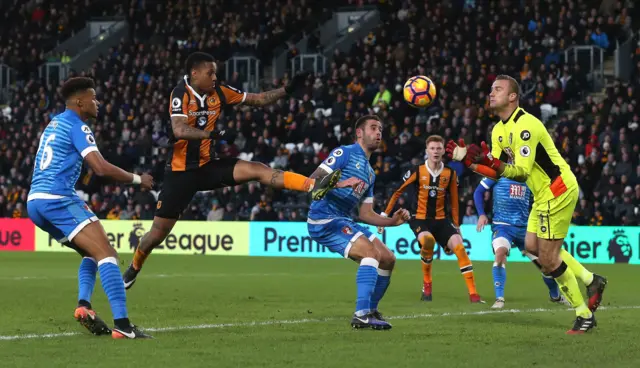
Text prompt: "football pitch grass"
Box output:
[[1, 252, 639, 368]]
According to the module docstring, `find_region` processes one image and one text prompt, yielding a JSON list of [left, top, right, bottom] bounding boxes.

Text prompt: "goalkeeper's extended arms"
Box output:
[[473, 142, 527, 182]]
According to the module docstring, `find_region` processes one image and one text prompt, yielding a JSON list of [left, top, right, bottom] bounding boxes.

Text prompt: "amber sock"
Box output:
[[283, 171, 315, 192], [132, 249, 149, 271], [418, 233, 436, 285], [453, 244, 477, 295]]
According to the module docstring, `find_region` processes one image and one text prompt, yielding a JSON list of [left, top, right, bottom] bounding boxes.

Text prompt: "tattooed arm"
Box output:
[[243, 88, 288, 107], [171, 116, 210, 140]]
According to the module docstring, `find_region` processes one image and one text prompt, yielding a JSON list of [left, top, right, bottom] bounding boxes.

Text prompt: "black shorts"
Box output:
[[408, 218, 460, 248], [156, 157, 239, 219]]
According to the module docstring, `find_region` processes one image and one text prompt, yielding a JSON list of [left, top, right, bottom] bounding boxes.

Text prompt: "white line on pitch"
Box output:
[[1, 305, 639, 341], [0, 272, 349, 281]]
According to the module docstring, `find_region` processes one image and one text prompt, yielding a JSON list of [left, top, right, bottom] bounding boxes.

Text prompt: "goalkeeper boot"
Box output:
[[74, 306, 111, 336], [566, 314, 597, 335], [123, 263, 140, 290], [311, 169, 342, 201], [586, 274, 607, 312]]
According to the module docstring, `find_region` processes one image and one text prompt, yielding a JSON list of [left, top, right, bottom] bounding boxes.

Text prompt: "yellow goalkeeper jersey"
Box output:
[[490, 107, 578, 204]]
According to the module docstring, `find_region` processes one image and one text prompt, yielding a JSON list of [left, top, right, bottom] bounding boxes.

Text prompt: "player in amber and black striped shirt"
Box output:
[[123, 52, 349, 288], [380, 135, 483, 304]]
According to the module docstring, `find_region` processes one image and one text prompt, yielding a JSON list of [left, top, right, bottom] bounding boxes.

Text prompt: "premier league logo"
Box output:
[[607, 230, 633, 263]]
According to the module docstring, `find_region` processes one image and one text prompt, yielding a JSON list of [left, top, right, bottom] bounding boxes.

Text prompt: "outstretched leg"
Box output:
[[232, 160, 341, 200]]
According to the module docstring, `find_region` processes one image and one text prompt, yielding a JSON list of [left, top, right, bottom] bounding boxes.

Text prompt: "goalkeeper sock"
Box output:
[[492, 262, 506, 300], [453, 244, 477, 295], [370, 269, 391, 311], [560, 248, 594, 285], [77, 257, 97, 307], [418, 233, 435, 286], [355, 257, 379, 316], [549, 261, 591, 318]]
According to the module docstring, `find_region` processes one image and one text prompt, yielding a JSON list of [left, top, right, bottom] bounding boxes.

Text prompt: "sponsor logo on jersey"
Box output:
[[509, 184, 526, 199]]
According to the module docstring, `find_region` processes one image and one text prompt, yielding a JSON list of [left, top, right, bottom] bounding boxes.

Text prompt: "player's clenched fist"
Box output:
[[140, 173, 154, 190], [392, 208, 411, 225]]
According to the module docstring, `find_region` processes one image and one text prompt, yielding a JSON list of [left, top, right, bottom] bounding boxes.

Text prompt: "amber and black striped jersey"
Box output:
[[383, 162, 460, 226], [167, 75, 246, 171]]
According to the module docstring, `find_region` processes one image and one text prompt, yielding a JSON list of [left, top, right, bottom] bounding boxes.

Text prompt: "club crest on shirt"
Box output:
[[342, 226, 353, 235]]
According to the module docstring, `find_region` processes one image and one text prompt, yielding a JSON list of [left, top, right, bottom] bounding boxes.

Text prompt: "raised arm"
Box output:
[[243, 72, 310, 107], [243, 88, 288, 107]]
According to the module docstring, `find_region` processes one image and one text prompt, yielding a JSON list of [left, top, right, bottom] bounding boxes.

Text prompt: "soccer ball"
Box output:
[[403, 75, 437, 108]]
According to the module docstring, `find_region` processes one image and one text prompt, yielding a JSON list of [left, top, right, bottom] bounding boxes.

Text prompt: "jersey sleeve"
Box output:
[[219, 84, 247, 105], [72, 123, 99, 158], [474, 178, 495, 216], [383, 166, 417, 215], [169, 85, 189, 117], [480, 177, 496, 190], [319, 147, 350, 173], [501, 117, 542, 182]]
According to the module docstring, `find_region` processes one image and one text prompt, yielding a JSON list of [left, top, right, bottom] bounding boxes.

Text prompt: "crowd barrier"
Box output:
[[1, 219, 637, 264]]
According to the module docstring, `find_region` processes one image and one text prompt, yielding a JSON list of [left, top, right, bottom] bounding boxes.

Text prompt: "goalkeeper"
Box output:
[[446, 75, 607, 334]]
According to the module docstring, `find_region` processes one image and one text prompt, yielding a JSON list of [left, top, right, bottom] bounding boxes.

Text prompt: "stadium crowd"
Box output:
[[0, 0, 639, 226]]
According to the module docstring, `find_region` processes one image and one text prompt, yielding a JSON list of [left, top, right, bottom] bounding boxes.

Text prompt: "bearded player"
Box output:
[[447, 75, 607, 334], [307, 115, 411, 330]]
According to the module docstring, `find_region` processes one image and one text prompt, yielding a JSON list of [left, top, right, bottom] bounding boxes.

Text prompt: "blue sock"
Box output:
[[492, 263, 506, 299], [543, 274, 560, 299], [98, 257, 128, 320], [370, 269, 391, 311], [78, 257, 97, 305], [355, 258, 379, 316]]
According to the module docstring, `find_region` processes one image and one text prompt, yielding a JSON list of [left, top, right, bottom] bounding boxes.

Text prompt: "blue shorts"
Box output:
[[491, 224, 527, 253], [27, 196, 98, 243], [307, 218, 375, 259]]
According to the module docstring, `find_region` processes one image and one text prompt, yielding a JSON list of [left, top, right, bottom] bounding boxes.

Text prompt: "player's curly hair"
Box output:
[[60, 77, 95, 100], [186, 52, 215, 73]]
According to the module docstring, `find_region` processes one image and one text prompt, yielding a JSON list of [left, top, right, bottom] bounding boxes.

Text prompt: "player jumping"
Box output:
[[447, 75, 607, 333], [474, 177, 568, 308], [307, 115, 411, 330], [381, 135, 484, 303], [123, 52, 344, 288], [27, 77, 153, 339]]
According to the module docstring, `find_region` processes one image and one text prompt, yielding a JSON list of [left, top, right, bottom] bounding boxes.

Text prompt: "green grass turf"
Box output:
[[0, 252, 639, 368]]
